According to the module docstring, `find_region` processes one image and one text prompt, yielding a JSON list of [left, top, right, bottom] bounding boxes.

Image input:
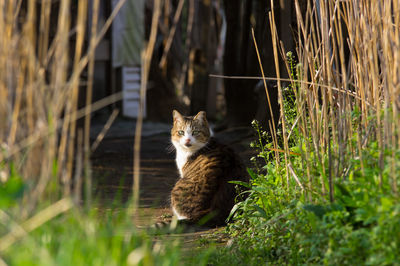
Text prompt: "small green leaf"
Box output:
[[0, 176, 25, 208], [227, 202, 242, 221], [253, 205, 268, 219], [380, 197, 393, 212], [228, 180, 251, 188], [247, 168, 258, 180], [335, 183, 351, 197], [302, 204, 327, 219]]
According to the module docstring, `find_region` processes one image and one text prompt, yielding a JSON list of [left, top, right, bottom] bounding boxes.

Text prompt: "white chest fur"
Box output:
[[175, 149, 192, 178]]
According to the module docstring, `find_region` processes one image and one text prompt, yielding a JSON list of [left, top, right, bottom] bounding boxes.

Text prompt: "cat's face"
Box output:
[[171, 110, 211, 153]]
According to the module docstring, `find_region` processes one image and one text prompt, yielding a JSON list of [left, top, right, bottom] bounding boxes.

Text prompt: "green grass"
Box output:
[[202, 125, 400, 265], [1, 203, 180, 265]]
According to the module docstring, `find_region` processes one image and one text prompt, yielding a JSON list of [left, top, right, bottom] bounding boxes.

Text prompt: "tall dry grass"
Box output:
[[0, 0, 127, 218], [268, 0, 400, 200]]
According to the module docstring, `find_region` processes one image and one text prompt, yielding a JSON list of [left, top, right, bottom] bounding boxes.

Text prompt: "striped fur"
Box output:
[[170, 110, 249, 226]]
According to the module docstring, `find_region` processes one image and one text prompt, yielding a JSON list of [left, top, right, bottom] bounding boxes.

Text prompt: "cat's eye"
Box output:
[[192, 130, 199, 136], [178, 130, 185, 136]]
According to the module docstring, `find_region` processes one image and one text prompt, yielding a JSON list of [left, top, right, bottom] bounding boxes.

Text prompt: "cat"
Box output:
[[170, 110, 249, 227]]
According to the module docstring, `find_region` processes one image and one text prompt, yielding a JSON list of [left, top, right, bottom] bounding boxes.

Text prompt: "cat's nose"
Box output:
[[184, 139, 192, 147]]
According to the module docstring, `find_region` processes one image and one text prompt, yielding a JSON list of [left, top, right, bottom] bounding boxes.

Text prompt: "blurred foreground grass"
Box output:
[[1, 199, 182, 265]]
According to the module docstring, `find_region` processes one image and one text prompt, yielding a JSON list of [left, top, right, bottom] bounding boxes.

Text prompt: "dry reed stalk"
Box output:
[[159, 0, 185, 68], [132, 0, 161, 211], [390, 0, 400, 195], [83, 0, 100, 207], [251, 29, 280, 170], [289, 2, 312, 198], [91, 109, 120, 152], [25, 0, 73, 215], [288, 163, 304, 191], [67, 0, 88, 198], [74, 129, 84, 204], [294, 1, 318, 196], [56, 0, 75, 197], [177, 0, 195, 97], [269, 0, 290, 189]]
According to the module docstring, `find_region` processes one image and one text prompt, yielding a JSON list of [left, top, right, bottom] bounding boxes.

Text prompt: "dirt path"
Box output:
[[91, 131, 175, 225]]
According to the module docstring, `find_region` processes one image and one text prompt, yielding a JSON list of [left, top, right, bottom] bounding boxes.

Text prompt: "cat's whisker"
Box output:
[[166, 143, 175, 154]]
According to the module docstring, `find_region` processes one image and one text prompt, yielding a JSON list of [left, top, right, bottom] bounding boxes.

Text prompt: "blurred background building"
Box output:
[[75, 0, 298, 130]]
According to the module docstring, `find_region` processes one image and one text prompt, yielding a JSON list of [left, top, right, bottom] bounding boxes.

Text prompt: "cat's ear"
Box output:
[[173, 110, 183, 123], [194, 111, 207, 123]]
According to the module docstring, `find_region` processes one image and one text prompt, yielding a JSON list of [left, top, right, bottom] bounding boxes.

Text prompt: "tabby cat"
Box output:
[[170, 110, 249, 226]]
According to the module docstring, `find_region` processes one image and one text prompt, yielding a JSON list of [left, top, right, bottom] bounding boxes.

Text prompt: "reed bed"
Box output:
[[269, 0, 400, 200], [0, 0, 127, 219], [218, 3, 400, 262]]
